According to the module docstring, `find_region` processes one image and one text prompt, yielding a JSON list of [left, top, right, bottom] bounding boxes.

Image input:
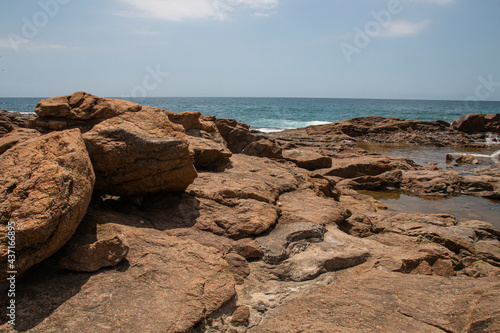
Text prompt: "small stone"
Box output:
[[60, 234, 130, 272], [231, 305, 250, 326], [431, 259, 456, 277], [411, 260, 433, 275]]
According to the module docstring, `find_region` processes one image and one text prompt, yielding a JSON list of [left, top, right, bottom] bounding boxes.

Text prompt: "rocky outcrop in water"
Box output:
[[452, 112, 500, 134], [0, 98, 499, 333], [274, 115, 492, 146]]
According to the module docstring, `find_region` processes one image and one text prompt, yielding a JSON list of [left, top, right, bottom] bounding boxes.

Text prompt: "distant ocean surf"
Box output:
[[1, 97, 499, 132]]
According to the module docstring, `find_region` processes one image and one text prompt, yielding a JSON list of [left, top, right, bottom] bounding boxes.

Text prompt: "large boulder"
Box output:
[[452, 113, 487, 133], [31, 91, 142, 131], [0, 129, 95, 280], [82, 108, 197, 195], [35, 91, 141, 121]]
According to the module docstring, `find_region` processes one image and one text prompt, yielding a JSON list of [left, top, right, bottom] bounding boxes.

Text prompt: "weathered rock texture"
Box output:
[[31, 91, 142, 131], [1, 102, 499, 333], [215, 118, 283, 158], [0, 129, 95, 280], [82, 108, 197, 195], [0, 128, 41, 155], [0, 110, 36, 137], [274, 116, 480, 146], [59, 234, 129, 272], [2, 209, 236, 332], [452, 113, 500, 133]]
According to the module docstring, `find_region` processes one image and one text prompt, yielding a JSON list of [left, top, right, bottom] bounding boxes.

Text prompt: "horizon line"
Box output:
[[2, 96, 500, 103]]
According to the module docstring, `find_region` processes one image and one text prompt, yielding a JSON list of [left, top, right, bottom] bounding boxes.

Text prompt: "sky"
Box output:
[[0, 0, 499, 101]]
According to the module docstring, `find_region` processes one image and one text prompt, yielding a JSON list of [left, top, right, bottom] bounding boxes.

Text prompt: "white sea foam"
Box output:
[[251, 120, 332, 133]]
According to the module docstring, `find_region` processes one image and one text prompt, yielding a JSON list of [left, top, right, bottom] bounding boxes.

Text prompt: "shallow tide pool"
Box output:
[[356, 143, 500, 229], [359, 190, 500, 230]]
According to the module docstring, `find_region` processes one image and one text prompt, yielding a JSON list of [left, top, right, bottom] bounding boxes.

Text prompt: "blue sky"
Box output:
[[0, 0, 499, 100]]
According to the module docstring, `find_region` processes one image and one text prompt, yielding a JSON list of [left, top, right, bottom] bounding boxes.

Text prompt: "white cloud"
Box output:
[[116, 0, 278, 21], [379, 20, 430, 37], [0, 38, 67, 52]]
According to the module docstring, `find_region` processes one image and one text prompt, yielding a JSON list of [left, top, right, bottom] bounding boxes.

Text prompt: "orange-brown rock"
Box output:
[[35, 91, 141, 121], [282, 149, 332, 170], [2, 208, 236, 332], [59, 234, 129, 272], [275, 116, 477, 146], [82, 108, 197, 195], [215, 118, 283, 158], [0, 128, 41, 155], [254, 269, 500, 332], [0, 129, 95, 280]]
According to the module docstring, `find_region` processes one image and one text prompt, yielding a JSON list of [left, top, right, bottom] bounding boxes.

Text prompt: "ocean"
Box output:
[[1, 97, 499, 132]]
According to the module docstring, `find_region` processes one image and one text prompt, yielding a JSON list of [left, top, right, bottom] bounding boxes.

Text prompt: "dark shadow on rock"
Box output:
[[0, 210, 132, 331], [0, 255, 93, 331], [88, 192, 202, 231]]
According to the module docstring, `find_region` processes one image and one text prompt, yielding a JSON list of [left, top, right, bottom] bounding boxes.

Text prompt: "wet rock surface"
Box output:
[[0, 100, 499, 332]]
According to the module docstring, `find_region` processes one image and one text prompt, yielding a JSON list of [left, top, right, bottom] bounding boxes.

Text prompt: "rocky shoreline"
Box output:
[[1, 92, 499, 332]]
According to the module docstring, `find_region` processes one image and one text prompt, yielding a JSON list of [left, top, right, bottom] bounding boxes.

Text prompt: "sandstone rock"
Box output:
[[188, 154, 298, 204], [275, 116, 476, 146], [194, 198, 278, 239], [277, 189, 351, 226], [339, 169, 403, 190], [0, 110, 36, 135], [484, 113, 500, 133], [215, 118, 257, 153], [0, 128, 41, 155], [59, 234, 129, 272], [169, 111, 232, 170], [242, 138, 283, 159], [272, 228, 370, 281], [0, 129, 95, 280], [167, 227, 236, 256], [324, 155, 415, 179], [452, 113, 487, 133], [282, 149, 332, 170], [225, 252, 250, 284], [405, 225, 476, 255], [185, 135, 232, 170], [254, 269, 500, 332], [82, 108, 197, 195], [2, 211, 236, 332], [455, 154, 479, 165], [35, 91, 142, 121], [215, 118, 282, 158], [257, 222, 326, 265], [231, 305, 250, 327], [402, 169, 463, 196], [0, 115, 13, 136], [234, 238, 264, 259], [474, 239, 500, 266]]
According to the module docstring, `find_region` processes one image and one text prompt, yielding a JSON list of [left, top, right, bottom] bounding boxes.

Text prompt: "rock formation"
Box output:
[[0, 129, 95, 280], [0, 96, 499, 333], [82, 108, 197, 195]]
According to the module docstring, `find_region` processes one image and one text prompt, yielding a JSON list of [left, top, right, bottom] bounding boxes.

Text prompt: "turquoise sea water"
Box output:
[[1, 97, 499, 132]]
